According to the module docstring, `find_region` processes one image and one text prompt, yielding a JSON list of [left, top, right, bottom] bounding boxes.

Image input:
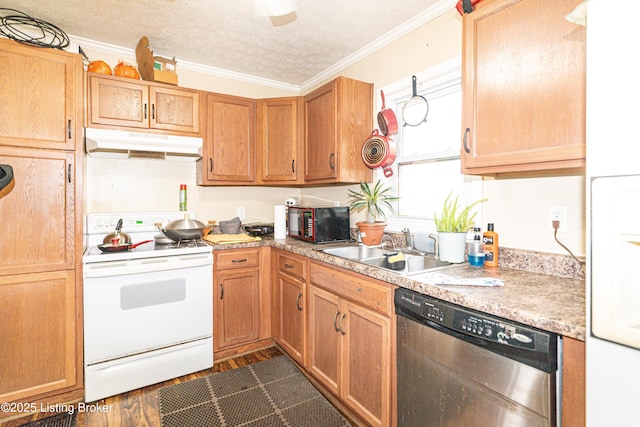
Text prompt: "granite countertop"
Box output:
[[207, 237, 586, 341]]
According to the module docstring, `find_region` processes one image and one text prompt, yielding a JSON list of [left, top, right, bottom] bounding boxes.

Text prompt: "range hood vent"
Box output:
[[85, 128, 203, 161]]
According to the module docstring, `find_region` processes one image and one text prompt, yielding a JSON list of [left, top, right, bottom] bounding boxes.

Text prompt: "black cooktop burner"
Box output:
[[167, 239, 208, 248]]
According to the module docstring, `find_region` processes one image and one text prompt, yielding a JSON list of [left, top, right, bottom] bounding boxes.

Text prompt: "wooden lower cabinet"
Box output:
[[213, 248, 271, 356], [272, 250, 307, 365], [0, 271, 78, 402], [215, 268, 260, 350], [308, 261, 394, 427], [562, 337, 585, 427]]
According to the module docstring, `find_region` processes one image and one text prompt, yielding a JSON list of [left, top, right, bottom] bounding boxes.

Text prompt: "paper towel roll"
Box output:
[[274, 205, 287, 239]]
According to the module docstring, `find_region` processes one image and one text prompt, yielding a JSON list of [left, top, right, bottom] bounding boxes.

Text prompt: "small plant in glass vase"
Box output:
[[434, 191, 487, 263], [348, 180, 399, 246]]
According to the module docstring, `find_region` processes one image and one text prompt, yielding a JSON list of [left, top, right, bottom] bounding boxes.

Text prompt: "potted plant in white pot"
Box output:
[[348, 180, 399, 246], [434, 192, 487, 263]]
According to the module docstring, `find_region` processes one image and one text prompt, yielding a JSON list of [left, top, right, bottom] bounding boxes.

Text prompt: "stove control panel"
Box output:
[[86, 211, 195, 234]]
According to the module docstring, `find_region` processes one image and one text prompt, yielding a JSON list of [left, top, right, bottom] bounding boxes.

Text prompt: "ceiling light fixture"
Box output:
[[254, 0, 297, 17]]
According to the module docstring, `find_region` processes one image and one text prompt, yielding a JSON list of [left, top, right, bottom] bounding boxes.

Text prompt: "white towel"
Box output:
[[418, 273, 504, 287]]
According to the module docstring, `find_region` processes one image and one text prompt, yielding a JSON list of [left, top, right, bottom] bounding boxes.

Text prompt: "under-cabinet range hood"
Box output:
[[85, 128, 203, 161]]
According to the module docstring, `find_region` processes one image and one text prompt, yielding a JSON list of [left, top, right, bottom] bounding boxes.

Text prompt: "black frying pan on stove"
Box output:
[[97, 240, 153, 253]]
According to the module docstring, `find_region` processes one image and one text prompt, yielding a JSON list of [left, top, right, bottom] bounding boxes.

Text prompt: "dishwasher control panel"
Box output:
[[395, 287, 558, 373], [417, 294, 546, 351]]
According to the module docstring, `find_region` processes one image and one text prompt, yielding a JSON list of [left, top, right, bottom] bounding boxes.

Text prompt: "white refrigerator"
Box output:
[[586, 1, 640, 426]]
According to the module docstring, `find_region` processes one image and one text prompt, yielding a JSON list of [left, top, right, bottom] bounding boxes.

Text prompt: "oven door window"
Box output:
[[120, 279, 186, 310]]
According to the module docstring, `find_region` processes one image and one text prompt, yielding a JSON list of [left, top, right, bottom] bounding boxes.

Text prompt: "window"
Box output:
[[378, 57, 482, 232]]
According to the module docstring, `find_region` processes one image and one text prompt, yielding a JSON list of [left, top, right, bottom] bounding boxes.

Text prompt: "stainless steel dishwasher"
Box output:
[[395, 288, 561, 427]]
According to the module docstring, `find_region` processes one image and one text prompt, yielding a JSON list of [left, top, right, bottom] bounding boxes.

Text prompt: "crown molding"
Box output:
[[299, 0, 457, 92], [68, 35, 301, 93], [68, 0, 456, 94]]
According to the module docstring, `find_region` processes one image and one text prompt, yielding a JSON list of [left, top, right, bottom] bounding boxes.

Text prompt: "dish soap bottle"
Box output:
[[468, 227, 485, 267], [483, 223, 498, 267]]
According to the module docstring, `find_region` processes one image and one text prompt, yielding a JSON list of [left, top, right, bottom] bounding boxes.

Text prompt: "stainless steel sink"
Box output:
[[360, 254, 452, 276], [320, 245, 388, 260], [320, 245, 453, 276]]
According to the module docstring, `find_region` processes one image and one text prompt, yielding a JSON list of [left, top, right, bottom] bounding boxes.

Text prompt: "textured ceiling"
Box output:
[[1, 0, 449, 87]]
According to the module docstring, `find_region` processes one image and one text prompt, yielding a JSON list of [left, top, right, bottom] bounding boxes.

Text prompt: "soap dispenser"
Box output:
[[468, 227, 485, 267]]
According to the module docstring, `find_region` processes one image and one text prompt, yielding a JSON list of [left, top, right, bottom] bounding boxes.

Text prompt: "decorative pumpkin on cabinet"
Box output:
[[87, 60, 112, 75], [113, 61, 140, 79]]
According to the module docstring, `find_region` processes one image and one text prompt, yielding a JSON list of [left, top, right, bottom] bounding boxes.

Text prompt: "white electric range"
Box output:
[[83, 212, 213, 402]]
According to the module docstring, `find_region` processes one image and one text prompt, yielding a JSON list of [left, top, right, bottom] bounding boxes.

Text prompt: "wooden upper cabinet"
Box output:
[[150, 86, 201, 133], [0, 39, 81, 151], [461, 0, 586, 174], [198, 93, 256, 185], [257, 97, 305, 185], [304, 77, 373, 184], [88, 73, 201, 135], [0, 146, 76, 276]]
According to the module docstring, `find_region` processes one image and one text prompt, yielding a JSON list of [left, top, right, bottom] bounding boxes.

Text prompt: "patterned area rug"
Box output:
[[158, 355, 351, 427]]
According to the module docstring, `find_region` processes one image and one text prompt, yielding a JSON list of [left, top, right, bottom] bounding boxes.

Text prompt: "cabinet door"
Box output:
[[89, 75, 150, 129], [277, 273, 305, 364], [215, 269, 260, 350], [342, 301, 392, 427], [258, 97, 304, 184], [0, 270, 77, 401], [0, 39, 81, 150], [461, 0, 585, 174], [307, 285, 341, 396], [150, 86, 201, 134], [202, 94, 255, 183], [305, 81, 338, 181], [0, 147, 75, 275]]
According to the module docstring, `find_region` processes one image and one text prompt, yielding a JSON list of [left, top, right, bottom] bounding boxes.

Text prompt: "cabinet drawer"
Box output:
[[215, 248, 260, 270], [310, 262, 392, 316], [277, 252, 307, 281]]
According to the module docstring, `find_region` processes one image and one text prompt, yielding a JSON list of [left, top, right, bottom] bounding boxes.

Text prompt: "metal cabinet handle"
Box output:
[[220, 283, 224, 299], [231, 258, 248, 263], [329, 153, 335, 170], [67, 164, 72, 183], [333, 311, 341, 332], [209, 158, 213, 173], [296, 292, 303, 311], [339, 313, 347, 335], [463, 127, 471, 153], [152, 104, 155, 120], [67, 120, 72, 139], [284, 263, 295, 269], [144, 103, 148, 120]]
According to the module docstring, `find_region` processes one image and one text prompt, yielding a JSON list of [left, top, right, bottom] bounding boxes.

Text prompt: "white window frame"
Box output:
[[377, 56, 483, 233]]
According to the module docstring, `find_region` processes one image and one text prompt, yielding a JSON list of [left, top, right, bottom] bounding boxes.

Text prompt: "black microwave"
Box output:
[[287, 206, 351, 243]]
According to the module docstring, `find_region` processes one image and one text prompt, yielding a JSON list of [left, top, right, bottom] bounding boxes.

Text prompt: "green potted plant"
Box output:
[[434, 191, 487, 263], [348, 180, 399, 246]]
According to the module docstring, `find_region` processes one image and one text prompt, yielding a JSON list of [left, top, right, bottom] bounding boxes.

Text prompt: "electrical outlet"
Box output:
[[548, 206, 567, 232], [236, 206, 246, 220]]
